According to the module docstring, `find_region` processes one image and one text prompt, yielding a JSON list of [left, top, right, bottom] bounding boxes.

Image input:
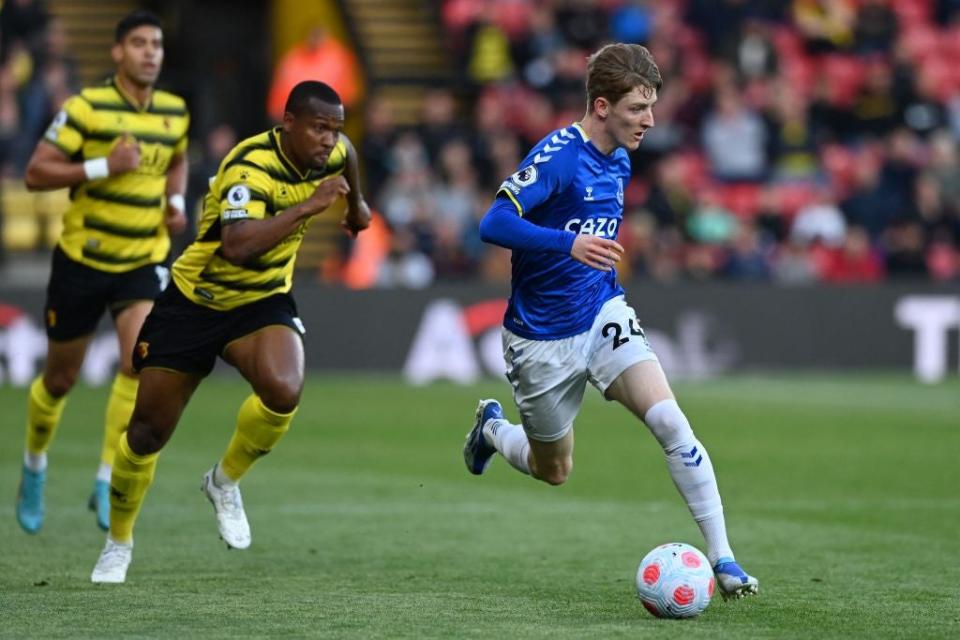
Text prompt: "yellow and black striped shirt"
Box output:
[[44, 77, 189, 272], [171, 127, 347, 310]]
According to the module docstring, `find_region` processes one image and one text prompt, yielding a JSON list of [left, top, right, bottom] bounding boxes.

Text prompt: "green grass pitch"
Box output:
[[1, 373, 957, 638]]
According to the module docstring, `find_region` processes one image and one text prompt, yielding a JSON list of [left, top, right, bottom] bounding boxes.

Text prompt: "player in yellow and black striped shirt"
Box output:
[[171, 117, 349, 310], [91, 80, 371, 583], [16, 10, 189, 536]]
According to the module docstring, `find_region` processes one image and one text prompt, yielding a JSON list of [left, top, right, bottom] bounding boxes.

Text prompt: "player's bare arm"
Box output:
[[570, 235, 624, 272], [219, 175, 349, 264], [340, 134, 371, 236], [164, 151, 188, 235], [24, 133, 141, 191]]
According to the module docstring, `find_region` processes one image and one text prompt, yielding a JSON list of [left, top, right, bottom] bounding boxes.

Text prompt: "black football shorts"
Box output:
[[132, 284, 305, 377], [44, 246, 167, 341]]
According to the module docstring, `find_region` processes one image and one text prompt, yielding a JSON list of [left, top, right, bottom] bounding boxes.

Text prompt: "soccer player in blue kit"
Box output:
[[463, 43, 758, 599]]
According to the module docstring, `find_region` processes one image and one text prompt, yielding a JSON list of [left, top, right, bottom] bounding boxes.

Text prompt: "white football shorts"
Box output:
[[502, 295, 658, 443]]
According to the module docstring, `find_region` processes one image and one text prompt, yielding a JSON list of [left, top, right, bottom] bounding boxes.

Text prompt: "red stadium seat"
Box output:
[[819, 55, 867, 108], [674, 152, 709, 191], [899, 25, 942, 63], [772, 184, 819, 218], [892, 0, 933, 28], [772, 25, 804, 60], [782, 54, 817, 98], [821, 144, 857, 197], [718, 184, 762, 219]]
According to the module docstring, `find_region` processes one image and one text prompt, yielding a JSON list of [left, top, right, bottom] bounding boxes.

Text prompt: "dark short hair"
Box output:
[[115, 10, 162, 42], [285, 81, 342, 115]]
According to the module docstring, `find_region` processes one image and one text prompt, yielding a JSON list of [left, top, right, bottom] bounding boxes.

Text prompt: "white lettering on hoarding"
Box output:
[[894, 296, 960, 384]]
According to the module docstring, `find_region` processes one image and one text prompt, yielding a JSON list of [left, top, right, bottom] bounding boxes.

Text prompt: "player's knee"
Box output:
[[126, 416, 168, 455], [643, 399, 694, 451], [43, 369, 78, 397], [258, 378, 302, 414], [534, 457, 573, 486]]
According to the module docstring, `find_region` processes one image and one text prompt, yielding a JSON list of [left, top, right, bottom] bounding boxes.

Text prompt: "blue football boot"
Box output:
[[713, 557, 759, 599], [463, 399, 503, 475], [88, 479, 110, 531], [16, 465, 46, 534]]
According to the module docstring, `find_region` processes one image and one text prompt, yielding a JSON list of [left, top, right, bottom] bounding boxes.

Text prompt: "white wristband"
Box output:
[[167, 194, 185, 212], [83, 158, 110, 181]]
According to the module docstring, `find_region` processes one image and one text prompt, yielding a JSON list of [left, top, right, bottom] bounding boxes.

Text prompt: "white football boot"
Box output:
[[91, 537, 133, 584], [201, 466, 251, 550], [713, 557, 759, 599]]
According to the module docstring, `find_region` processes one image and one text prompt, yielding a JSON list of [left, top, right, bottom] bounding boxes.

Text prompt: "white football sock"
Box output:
[[24, 450, 47, 472], [96, 462, 112, 483], [483, 418, 531, 474], [644, 399, 733, 565], [214, 462, 238, 488]]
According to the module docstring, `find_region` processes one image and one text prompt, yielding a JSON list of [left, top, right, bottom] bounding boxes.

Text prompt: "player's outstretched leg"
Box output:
[[91, 372, 139, 531], [643, 398, 759, 599], [713, 557, 759, 599], [463, 399, 502, 474], [202, 393, 294, 549], [201, 463, 251, 550], [91, 431, 160, 583], [17, 377, 68, 533], [91, 537, 133, 584]]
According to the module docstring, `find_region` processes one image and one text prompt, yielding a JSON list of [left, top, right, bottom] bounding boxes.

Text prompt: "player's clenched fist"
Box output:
[[341, 199, 370, 237], [107, 133, 141, 175], [570, 234, 624, 272], [304, 175, 350, 216]]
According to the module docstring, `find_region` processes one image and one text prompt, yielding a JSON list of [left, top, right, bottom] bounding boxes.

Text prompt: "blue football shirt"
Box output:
[[496, 123, 631, 340]]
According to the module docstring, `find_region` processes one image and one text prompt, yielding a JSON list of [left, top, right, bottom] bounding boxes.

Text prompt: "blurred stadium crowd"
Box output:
[[3, 0, 960, 287], [0, 1, 77, 183]]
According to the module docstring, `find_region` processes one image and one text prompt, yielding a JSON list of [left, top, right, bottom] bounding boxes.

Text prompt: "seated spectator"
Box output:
[[465, 11, 514, 85], [361, 94, 399, 204], [378, 227, 436, 289], [736, 19, 779, 80], [641, 156, 698, 229], [723, 222, 772, 281], [768, 84, 820, 182], [899, 67, 951, 139], [850, 59, 899, 138], [773, 238, 818, 284], [820, 225, 885, 282], [701, 83, 769, 182], [793, 0, 855, 54], [925, 232, 960, 281], [687, 190, 738, 245], [853, 0, 898, 54], [883, 219, 929, 278], [840, 154, 896, 239], [791, 185, 847, 247], [418, 88, 468, 163]]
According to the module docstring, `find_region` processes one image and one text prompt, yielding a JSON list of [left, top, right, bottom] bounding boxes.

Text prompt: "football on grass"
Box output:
[[636, 542, 715, 619]]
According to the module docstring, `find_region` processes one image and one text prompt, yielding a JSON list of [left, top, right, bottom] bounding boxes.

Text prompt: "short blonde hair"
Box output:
[[586, 43, 662, 111]]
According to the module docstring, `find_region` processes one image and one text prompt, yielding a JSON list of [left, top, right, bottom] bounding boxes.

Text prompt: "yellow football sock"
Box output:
[[108, 432, 159, 544], [100, 372, 138, 467], [219, 394, 295, 483], [25, 376, 67, 455]]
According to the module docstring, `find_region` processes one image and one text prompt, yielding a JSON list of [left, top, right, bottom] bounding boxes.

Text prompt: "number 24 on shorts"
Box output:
[[602, 318, 646, 350]]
